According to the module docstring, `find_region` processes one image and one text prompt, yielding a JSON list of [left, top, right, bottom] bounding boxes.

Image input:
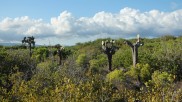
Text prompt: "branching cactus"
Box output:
[[22, 36, 35, 57], [124, 34, 144, 67], [102, 40, 117, 71], [55, 44, 64, 65]]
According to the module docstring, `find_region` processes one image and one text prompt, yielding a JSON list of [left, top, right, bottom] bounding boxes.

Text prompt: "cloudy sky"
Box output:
[[0, 0, 182, 45]]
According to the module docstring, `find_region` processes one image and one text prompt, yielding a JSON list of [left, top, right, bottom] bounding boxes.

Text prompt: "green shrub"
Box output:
[[106, 69, 125, 82], [151, 70, 174, 87]]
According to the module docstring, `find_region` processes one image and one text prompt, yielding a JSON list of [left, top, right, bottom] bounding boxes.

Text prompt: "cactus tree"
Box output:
[[124, 34, 143, 67], [22, 36, 35, 57], [102, 40, 117, 71], [55, 44, 64, 65]]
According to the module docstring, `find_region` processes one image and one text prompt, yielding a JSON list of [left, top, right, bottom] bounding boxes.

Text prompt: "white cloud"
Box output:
[[0, 16, 54, 42], [51, 11, 74, 35], [0, 7, 182, 45]]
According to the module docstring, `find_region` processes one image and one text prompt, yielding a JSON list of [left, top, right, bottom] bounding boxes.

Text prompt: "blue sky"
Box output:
[[1, 0, 181, 20], [0, 0, 182, 45]]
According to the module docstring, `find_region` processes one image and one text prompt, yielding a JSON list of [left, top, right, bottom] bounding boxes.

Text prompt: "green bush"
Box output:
[[76, 53, 88, 68], [89, 54, 107, 73], [126, 63, 151, 82], [106, 69, 125, 82], [151, 70, 174, 87]]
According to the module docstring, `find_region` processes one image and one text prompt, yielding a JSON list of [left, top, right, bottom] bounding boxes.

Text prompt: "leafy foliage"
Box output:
[[151, 70, 174, 87], [0, 36, 182, 101], [106, 69, 125, 82]]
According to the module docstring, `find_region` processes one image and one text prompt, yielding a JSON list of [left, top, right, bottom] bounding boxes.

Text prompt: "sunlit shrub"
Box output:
[[126, 63, 151, 82], [106, 69, 125, 82], [151, 70, 174, 87]]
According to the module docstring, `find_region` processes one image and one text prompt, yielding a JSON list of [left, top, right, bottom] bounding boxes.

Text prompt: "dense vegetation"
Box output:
[[0, 35, 182, 101]]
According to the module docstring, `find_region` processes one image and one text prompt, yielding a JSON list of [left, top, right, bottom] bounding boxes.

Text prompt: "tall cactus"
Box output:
[[102, 40, 117, 71], [55, 44, 64, 65], [124, 34, 143, 67], [22, 36, 35, 57]]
